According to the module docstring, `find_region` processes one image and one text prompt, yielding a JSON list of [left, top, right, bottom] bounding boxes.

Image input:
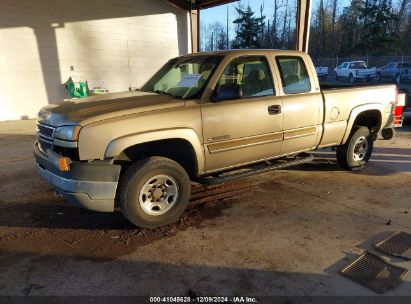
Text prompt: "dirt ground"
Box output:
[[0, 120, 410, 298]]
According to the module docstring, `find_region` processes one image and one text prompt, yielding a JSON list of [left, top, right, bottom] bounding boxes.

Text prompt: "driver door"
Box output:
[[201, 56, 284, 173]]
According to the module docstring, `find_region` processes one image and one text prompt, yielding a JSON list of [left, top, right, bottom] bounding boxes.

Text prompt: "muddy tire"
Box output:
[[336, 127, 373, 171], [118, 157, 191, 229], [381, 128, 395, 140]]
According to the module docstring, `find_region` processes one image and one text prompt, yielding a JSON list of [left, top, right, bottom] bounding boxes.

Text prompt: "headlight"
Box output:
[[54, 125, 82, 141]]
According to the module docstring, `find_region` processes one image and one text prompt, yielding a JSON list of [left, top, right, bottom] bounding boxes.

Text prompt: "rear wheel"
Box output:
[[381, 128, 395, 140], [118, 156, 191, 228], [336, 127, 373, 171]]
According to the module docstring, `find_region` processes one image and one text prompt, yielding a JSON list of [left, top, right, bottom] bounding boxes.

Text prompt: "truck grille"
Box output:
[[37, 123, 55, 153]]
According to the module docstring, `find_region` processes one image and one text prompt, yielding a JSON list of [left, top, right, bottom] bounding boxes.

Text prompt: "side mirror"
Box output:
[[211, 83, 242, 102]]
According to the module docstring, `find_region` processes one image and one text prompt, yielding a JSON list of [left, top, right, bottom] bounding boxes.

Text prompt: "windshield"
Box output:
[[141, 55, 223, 99]]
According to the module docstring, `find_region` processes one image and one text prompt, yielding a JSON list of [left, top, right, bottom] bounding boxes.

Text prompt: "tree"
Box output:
[[356, 0, 398, 55], [202, 22, 227, 51], [231, 5, 264, 49]]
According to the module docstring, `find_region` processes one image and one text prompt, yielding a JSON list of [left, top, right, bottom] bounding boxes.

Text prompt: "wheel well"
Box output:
[[115, 138, 198, 178], [353, 110, 382, 132]]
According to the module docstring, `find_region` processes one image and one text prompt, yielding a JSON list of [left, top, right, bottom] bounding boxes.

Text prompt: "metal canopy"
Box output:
[[165, 0, 311, 53], [166, 0, 237, 10]]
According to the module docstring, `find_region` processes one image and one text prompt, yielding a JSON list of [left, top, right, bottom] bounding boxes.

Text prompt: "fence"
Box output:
[[311, 56, 411, 71]]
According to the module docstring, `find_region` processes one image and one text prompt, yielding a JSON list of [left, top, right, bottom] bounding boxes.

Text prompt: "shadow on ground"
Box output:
[[1, 248, 410, 298], [288, 146, 411, 176]]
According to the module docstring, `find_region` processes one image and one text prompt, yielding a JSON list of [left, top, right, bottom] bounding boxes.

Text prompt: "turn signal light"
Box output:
[[58, 157, 71, 171], [72, 125, 82, 141]]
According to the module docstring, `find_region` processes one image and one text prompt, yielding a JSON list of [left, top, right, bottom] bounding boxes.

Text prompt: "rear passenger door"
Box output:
[[275, 56, 322, 155]]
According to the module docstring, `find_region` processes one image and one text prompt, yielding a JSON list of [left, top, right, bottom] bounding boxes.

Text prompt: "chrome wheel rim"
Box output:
[[353, 136, 368, 161], [139, 174, 179, 216]]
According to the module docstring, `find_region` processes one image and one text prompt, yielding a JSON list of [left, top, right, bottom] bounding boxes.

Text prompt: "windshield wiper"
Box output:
[[154, 90, 174, 97]]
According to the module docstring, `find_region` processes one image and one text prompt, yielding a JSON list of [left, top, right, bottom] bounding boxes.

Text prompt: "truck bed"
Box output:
[[320, 82, 392, 90]]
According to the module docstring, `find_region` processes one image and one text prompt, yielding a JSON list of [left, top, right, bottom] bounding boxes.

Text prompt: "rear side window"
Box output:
[[276, 57, 311, 94]]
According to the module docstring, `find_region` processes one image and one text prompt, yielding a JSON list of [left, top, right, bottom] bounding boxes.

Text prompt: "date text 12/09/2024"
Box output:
[[149, 296, 258, 303]]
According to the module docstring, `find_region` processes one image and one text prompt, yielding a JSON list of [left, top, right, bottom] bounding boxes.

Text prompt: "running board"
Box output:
[[196, 152, 313, 185]]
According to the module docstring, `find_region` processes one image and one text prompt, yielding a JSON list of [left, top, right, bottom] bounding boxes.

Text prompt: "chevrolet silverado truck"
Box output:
[[35, 50, 397, 228]]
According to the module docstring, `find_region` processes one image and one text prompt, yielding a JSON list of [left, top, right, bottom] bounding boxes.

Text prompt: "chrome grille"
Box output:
[[37, 123, 55, 153]]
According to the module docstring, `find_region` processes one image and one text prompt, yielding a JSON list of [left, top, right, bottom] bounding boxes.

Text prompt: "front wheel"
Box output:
[[336, 127, 373, 171], [118, 156, 191, 228]]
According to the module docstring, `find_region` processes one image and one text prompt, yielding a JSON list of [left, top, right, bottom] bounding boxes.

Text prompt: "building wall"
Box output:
[[0, 0, 191, 121]]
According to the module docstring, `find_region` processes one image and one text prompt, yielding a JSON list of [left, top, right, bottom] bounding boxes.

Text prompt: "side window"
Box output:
[[217, 56, 275, 98], [277, 57, 311, 94], [342, 63, 349, 68]]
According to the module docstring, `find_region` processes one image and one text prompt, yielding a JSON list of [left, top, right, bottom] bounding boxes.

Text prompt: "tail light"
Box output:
[[394, 89, 406, 126], [396, 90, 406, 107]]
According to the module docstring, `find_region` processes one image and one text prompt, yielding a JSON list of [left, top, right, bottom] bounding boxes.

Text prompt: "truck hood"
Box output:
[[37, 91, 185, 127]]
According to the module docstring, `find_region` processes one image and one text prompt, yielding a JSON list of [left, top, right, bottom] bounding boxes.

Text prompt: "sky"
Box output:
[[201, 1, 283, 34], [200, 0, 352, 31]]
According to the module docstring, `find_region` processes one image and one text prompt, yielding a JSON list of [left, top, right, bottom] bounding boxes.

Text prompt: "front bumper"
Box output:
[[34, 142, 121, 212]]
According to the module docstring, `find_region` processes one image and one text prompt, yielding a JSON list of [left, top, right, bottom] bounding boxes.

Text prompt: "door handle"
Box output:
[[268, 105, 281, 115]]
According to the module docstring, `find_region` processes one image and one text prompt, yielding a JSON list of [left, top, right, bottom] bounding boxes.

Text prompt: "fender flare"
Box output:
[[105, 128, 205, 175], [341, 103, 384, 144]]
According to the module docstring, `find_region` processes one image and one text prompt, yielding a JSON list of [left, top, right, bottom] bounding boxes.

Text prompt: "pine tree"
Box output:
[[357, 0, 398, 55], [231, 5, 264, 49]]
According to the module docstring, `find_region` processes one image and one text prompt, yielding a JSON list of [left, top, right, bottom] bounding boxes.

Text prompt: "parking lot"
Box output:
[[0, 118, 410, 298]]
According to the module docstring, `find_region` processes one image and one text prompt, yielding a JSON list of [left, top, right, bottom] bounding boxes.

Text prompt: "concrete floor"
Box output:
[[0, 119, 410, 298]]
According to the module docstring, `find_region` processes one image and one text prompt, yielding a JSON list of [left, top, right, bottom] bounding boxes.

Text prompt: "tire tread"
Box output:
[[118, 156, 190, 228]]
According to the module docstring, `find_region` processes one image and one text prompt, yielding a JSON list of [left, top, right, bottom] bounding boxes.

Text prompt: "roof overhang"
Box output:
[[165, 0, 238, 11]]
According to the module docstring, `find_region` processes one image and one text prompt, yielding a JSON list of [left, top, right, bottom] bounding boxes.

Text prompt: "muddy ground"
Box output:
[[0, 120, 410, 298]]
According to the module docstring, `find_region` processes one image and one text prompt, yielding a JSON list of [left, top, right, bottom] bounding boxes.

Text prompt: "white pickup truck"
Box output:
[[334, 61, 377, 83], [315, 66, 329, 80]]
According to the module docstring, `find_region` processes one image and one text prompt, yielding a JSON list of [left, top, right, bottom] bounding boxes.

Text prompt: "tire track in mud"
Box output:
[[0, 181, 252, 260]]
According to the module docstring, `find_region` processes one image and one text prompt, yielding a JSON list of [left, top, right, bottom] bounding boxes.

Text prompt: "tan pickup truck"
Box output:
[[35, 50, 397, 228]]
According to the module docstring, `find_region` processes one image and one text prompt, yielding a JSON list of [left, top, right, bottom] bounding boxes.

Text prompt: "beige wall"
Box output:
[[0, 0, 191, 121]]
